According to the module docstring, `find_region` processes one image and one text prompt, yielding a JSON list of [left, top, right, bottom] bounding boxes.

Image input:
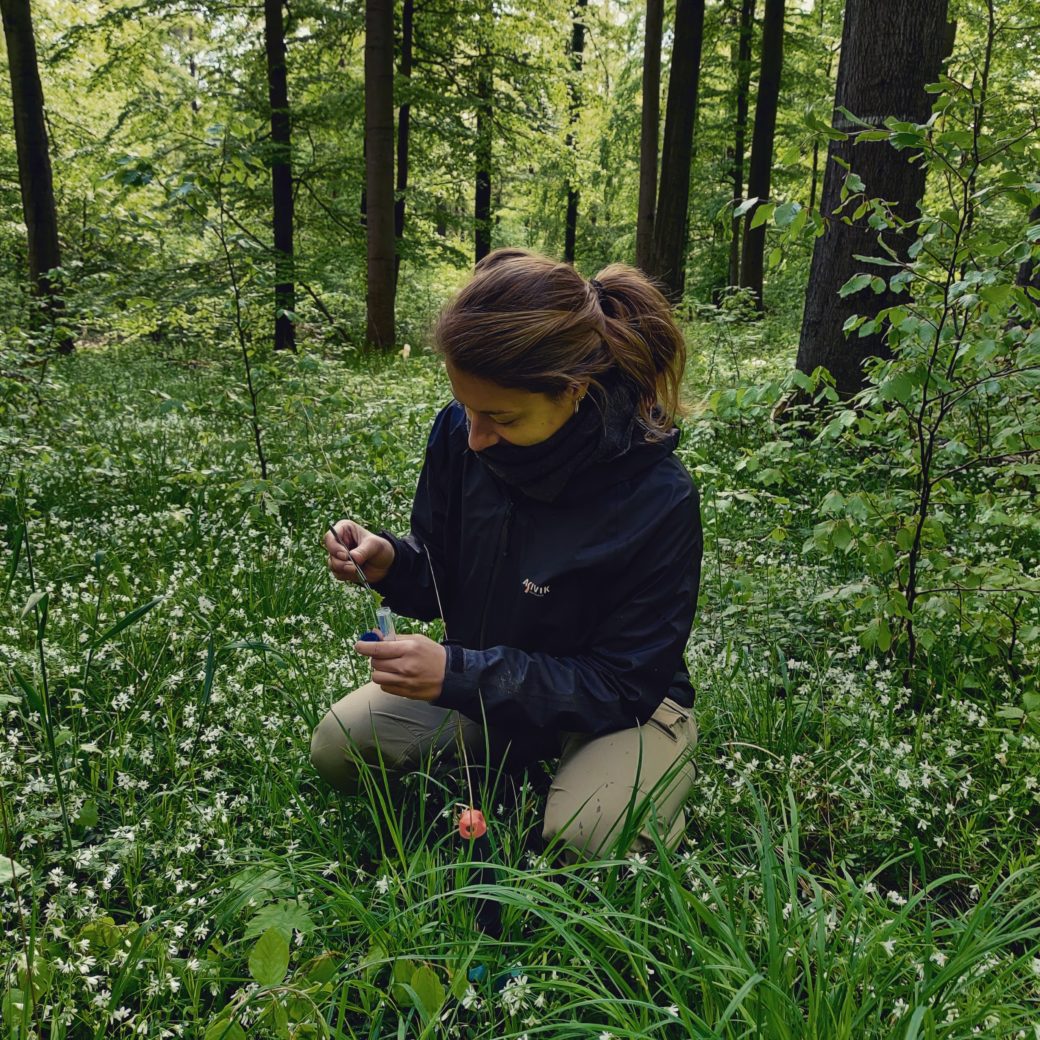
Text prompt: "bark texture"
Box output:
[[365, 0, 396, 347], [795, 0, 949, 395], [474, 51, 493, 263], [1, 0, 72, 352], [738, 0, 784, 308], [394, 0, 413, 289], [635, 0, 663, 273], [728, 0, 755, 288], [264, 0, 295, 352], [650, 0, 705, 299], [564, 0, 588, 265]]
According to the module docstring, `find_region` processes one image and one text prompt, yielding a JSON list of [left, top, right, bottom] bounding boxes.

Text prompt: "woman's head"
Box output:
[[434, 248, 686, 449]]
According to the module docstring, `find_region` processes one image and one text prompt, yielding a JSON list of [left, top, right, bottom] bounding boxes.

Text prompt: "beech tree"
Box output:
[[650, 0, 705, 299], [366, 0, 395, 347], [795, 0, 950, 395], [738, 0, 784, 308], [635, 0, 662, 273], [264, 0, 295, 352], [394, 0, 413, 289], [727, 0, 754, 288], [1, 0, 72, 352], [563, 0, 587, 265]]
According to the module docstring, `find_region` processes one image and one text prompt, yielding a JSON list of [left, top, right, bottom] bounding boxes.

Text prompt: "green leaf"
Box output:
[[832, 520, 853, 551], [244, 899, 314, 940], [249, 926, 290, 987], [733, 197, 759, 218], [21, 590, 46, 619], [409, 965, 446, 1023], [774, 201, 801, 228], [0, 856, 27, 886], [880, 372, 914, 404], [74, 800, 99, 829], [90, 596, 163, 648], [839, 274, 871, 298], [750, 202, 775, 229], [205, 1017, 247, 1040]]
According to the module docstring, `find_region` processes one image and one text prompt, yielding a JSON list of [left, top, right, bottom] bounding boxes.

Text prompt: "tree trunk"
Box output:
[[365, 0, 395, 347], [394, 0, 413, 290], [264, 0, 295, 352], [563, 0, 588, 265], [650, 0, 705, 299], [635, 0, 663, 273], [728, 0, 754, 288], [795, 0, 949, 396], [1, 0, 73, 353], [738, 0, 784, 309], [474, 50, 493, 263]]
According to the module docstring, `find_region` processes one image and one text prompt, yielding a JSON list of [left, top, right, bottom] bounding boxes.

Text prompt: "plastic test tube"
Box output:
[[375, 605, 397, 641]]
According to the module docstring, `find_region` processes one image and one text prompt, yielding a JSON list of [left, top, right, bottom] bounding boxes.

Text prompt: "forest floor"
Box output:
[[1, 321, 1039, 1039]]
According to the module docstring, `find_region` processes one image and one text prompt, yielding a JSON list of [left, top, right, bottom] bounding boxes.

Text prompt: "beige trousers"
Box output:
[[310, 681, 698, 861]]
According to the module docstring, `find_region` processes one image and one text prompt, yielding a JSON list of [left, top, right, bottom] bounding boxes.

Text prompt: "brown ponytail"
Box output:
[[433, 248, 686, 437]]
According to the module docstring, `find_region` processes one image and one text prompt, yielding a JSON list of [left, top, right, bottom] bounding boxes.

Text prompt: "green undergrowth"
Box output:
[[1, 329, 1038, 1038]]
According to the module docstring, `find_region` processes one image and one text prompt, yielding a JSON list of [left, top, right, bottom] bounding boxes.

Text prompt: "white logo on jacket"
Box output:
[[521, 578, 550, 597]]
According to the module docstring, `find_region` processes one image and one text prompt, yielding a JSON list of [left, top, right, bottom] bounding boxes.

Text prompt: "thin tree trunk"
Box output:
[[1, 0, 73, 353], [636, 0, 663, 273], [394, 0, 412, 290], [564, 0, 588, 265], [264, 0, 295, 352], [795, 0, 949, 396], [807, 0, 831, 216], [738, 0, 784, 309], [728, 0, 754, 288], [474, 50, 493, 263], [365, 0, 395, 347], [650, 0, 705, 299]]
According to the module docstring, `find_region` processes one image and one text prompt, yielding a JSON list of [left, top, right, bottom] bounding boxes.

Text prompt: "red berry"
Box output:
[[458, 808, 487, 839]]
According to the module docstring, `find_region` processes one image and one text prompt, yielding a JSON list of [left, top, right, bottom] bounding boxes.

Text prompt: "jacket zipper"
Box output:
[[478, 499, 515, 649]]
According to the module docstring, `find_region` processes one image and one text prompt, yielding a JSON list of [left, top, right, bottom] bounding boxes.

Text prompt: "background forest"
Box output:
[[2, 0, 1040, 1038]]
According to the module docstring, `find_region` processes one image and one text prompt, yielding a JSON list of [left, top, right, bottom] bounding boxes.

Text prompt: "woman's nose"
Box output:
[[467, 414, 500, 452]]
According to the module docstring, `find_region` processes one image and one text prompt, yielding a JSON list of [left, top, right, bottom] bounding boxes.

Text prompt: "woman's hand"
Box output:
[[325, 520, 395, 585], [355, 634, 446, 702]]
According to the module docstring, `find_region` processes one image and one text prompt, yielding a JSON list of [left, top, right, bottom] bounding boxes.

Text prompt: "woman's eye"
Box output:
[[495, 418, 518, 427]]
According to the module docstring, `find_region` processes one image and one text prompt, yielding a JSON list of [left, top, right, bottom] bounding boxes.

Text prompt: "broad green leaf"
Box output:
[[0, 856, 27, 885], [20, 590, 46, 618], [409, 965, 446, 1023], [244, 899, 315, 940], [205, 1017, 247, 1040], [249, 926, 290, 987], [839, 274, 871, 297]]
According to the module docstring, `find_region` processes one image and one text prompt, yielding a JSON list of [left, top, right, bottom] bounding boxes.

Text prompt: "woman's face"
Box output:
[[446, 362, 583, 451]]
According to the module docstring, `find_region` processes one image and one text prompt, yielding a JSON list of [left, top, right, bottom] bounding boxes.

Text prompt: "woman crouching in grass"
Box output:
[[312, 247, 702, 864]]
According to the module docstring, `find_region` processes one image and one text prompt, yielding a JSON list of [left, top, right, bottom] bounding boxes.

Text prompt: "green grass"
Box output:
[[1, 331, 1038, 1038]]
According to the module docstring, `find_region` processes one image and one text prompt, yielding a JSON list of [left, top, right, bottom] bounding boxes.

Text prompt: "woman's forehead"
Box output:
[[446, 362, 539, 414]]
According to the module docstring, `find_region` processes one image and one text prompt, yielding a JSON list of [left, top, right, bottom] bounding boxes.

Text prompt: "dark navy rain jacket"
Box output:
[[373, 401, 702, 738]]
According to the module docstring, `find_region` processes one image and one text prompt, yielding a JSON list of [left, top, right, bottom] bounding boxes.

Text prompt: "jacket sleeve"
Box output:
[[436, 480, 702, 736], [370, 405, 456, 623]]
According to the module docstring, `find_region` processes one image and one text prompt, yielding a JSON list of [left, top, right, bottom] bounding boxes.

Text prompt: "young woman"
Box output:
[[311, 248, 702, 862]]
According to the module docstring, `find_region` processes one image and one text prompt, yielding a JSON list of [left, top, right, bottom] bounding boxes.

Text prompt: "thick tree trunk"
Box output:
[[738, 0, 784, 309], [394, 0, 412, 290], [474, 53, 493, 263], [1, 0, 72, 353], [564, 0, 588, 265], [635, 0, 663, 273], [650, 0, 705, 299], [728, 0, 754, 288], [795, 0, 949, 396], [365, 0, 395, 347], [264, 0, 295, 352]]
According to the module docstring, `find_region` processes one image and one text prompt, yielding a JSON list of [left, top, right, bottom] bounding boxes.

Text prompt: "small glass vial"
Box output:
[[375, 605, 397, 641]]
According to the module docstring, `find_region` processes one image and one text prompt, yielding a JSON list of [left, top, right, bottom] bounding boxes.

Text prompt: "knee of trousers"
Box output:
[[541, 789, 628, 861], [307, 711, 366, 790]]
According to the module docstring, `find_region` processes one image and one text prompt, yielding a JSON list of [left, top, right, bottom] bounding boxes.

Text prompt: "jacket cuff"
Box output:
[[437, 643, 481, 715]]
